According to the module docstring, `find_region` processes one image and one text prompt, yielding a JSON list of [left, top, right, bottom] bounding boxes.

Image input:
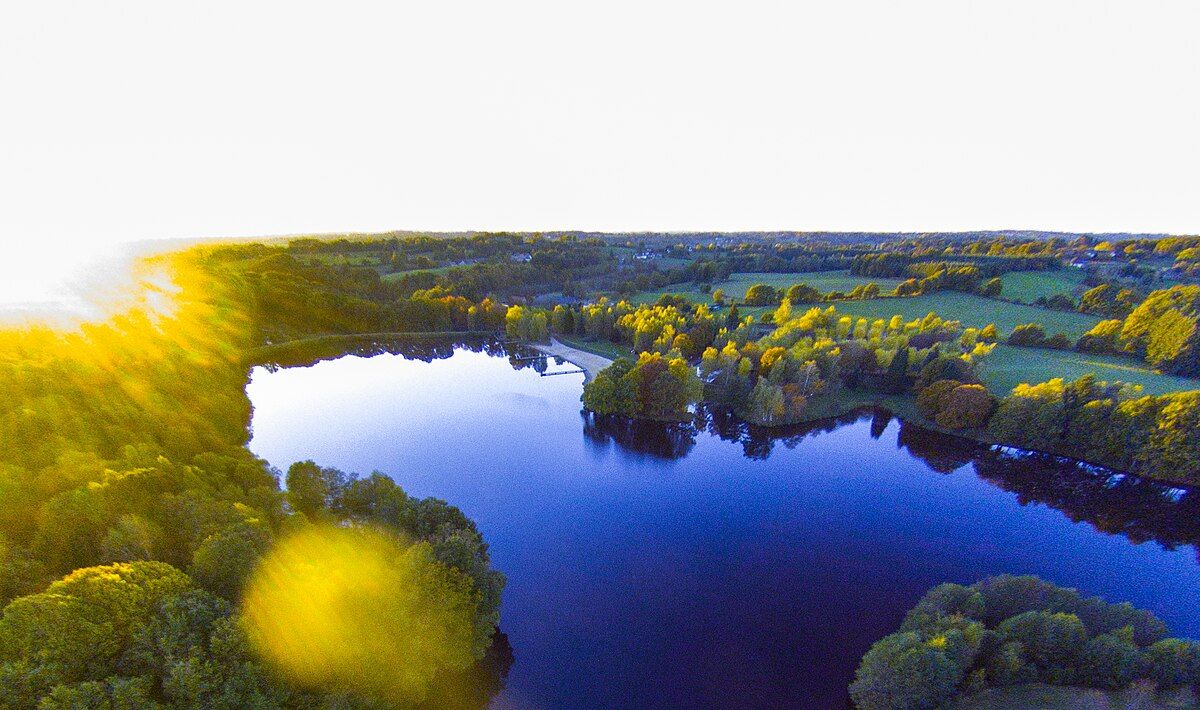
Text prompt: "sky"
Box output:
[[1, 1, 1198, 310]]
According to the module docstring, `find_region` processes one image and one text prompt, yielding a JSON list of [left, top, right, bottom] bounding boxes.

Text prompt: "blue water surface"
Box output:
[[247, 346, 1200, 709]]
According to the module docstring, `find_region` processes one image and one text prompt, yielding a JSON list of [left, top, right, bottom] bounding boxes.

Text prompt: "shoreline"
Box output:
[[530, 338, 614, 382]]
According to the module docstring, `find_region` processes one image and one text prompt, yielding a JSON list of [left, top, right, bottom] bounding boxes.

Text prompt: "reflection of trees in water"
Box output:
[[589, 403, 1200, 556], [693, 403, 875, 460], [271, 340, 1200, 560], [895, 419, 984, 474], [258, 336, 519, 370], [974, 452, 1200, 553], [420, 630, 515, 710], [581, 411, 698, 460]]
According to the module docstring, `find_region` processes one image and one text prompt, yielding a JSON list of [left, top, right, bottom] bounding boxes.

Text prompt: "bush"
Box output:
[[1078, 632, 1139, 689], [916, 380, 961, 420], [934, 384, 996, 430], [1008, 323, 1047, 347]]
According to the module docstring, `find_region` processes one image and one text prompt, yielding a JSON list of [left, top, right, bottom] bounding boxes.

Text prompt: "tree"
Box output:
[[979, 277, 1002, 298], [933, 384, 995, 430], [190, 520, 272, 600], [1077, 632, 1139, 689], [881, 346, 910, 394], [1143, 638, 1200, 687], [785, 283, 822, 303], [285, 461, 348, 520], [995, 611, 1087, 680], [725, 304, 741, 330], [0, 562, 194, 699], [916, 355, 979, 390], [849, 632, 965, 710], [916, 380, 961, 420], [743, 284, 780, 306]]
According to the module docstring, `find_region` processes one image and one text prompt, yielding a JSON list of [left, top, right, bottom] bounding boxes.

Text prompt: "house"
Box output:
[[510, 253, 533, 263]]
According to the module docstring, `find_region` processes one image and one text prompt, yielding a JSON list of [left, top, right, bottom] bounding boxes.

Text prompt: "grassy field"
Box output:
[[980, 344, 1200, 395], [953, 683, 1197, 709], [380, 264, 461, 281], [554, 333, 631, 360], [1000, 269, 1087, 303], [828, 292, 1104, 339], [631, 270, 906, 305], [301, 253, 383, 268]]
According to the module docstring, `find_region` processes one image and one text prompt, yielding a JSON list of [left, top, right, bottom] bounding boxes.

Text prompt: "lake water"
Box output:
[[247, 341, 1200, 709]]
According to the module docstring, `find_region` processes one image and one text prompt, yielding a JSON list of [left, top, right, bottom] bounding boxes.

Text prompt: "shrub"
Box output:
[[1007, 323, 1047, 347]]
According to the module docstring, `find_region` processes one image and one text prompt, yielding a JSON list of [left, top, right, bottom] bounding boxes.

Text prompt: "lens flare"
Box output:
[[241, 525, 479, 704]]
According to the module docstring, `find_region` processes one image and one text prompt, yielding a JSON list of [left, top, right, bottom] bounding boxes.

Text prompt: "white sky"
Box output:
[[1, 1, 1198, 310]]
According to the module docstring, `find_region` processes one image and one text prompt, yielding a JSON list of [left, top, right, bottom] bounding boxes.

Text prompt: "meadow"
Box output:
[[979, 344, 1200, 396], [630, 270, 906, 305], [997, 269, 1087, 303], [828, 292, 1104, 339]]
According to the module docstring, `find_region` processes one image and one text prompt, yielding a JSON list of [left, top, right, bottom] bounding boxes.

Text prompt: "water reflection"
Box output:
[[973, 452, 1200, 554], [578, 398, 1200, 558], [591, 403, 1200, 556], [581, 411, 698, 460], [278, 339, 1200, 558], [256, 334, 522, 370]]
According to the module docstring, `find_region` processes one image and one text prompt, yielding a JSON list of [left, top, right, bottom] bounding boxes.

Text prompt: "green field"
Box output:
[[380, 264, 461, 281], [301, 253, 383, 268], [999, 269, 1087, 303], [980, 344, 1200, 395], [554, 333, 631, 360], [954, 683, 1197, 709], [828, 292, 1104, 339], [631, 270, 906, 305]]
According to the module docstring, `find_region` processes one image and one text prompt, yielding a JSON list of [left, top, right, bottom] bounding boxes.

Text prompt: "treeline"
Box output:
[[0, 252, 508, 708], [1076, 285, 1200, 376], [986, 377, 1200, 485], [851, 575, 1199, 709], [850, 253, 1059, 279]]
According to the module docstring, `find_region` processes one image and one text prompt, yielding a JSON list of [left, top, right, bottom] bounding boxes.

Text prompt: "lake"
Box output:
[[247, 341, 1200, 709]]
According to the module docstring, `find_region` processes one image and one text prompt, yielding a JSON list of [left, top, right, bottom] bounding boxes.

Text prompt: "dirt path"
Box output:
[[530, 338, 613, 382]]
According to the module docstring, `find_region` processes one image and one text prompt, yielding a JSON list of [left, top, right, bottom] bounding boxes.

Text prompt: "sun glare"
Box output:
[[0, 240, 163, 325]]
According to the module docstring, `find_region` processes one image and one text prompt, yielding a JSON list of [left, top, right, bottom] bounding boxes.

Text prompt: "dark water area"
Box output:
[[247, 342, 1200, 709]]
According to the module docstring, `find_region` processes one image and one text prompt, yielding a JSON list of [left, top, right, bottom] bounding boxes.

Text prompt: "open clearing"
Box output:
[[1000, 269, 1088, 303], [980, 344, 1200, 395], [631, 270, 906, 305], [828, 292, 1104, 338]]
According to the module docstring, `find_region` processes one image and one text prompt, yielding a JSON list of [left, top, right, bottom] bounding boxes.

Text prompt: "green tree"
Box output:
[[285, 461, 348, 520], [189, 521, 272, 600], [743, 284, 780, 306], [849, 632, 965, 710], [785, 283, 822, 303]]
